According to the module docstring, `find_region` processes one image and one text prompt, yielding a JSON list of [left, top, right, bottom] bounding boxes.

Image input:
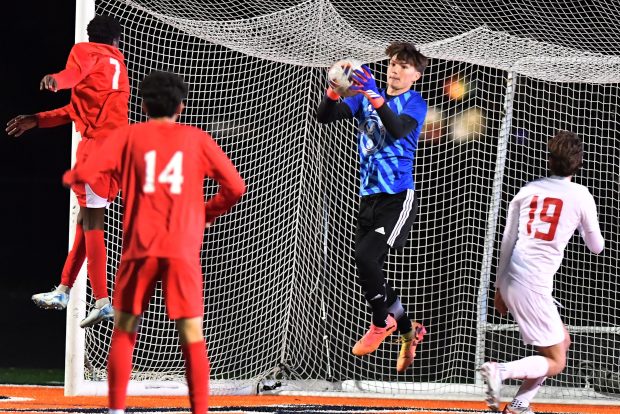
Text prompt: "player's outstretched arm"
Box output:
[[36, 105, 72, 129], [6, 115, 37, 137], [42, 45, 96, 92], [40, 75, 59, 92]]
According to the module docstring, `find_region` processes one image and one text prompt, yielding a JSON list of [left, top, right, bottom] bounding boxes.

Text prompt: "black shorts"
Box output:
[[356, 189, 418, 249]]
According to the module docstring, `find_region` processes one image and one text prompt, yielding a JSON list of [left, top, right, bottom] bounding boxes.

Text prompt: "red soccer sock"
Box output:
[[84, 229, 108, 300], [181, 340, 210, 414], [60, 224, 86, 287], [108, 328, 137, 410]]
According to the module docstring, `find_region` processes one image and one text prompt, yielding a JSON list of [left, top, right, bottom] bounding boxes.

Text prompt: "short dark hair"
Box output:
[[140, 71, 189, 118], [385, 42, 428, 74], [548, 130, 583, 176], [87, 15, 122, 45]]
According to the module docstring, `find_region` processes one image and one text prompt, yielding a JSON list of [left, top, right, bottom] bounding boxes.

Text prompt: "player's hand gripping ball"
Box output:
[[327, 59, 362, 97]]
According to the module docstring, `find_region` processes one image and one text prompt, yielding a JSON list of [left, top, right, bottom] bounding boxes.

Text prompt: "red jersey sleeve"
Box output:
[[66, 126, 127, 187], [36, 104, 72, 128], [202, 134, 246, 223], [51, 44, 96, 90]]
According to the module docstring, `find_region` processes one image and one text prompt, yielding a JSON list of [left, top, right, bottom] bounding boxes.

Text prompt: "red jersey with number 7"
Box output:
[[36, 42, 130, 140], [64, 121, 246, 263]]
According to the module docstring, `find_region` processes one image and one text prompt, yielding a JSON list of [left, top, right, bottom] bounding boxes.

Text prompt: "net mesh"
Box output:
[[76, 0, 620, 400]]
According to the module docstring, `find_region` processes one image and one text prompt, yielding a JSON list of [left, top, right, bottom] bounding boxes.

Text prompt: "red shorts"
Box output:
[[73, 137, 119, 208], [113, 257, 204, 320]]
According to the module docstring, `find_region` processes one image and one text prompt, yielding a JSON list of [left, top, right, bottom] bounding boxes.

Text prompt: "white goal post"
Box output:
[[65, 0, 620, 405]]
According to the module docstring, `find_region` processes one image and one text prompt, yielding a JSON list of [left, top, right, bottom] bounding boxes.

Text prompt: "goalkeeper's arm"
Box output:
[[375, 106, 418, 139], [316, 95, 352, 124]]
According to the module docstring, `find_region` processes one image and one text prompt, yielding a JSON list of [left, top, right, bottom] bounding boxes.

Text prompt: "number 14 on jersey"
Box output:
[[143, 150, 184, 194]]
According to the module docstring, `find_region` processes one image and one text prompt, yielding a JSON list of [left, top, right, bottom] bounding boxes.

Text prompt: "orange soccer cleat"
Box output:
[[396, 321, 427, 372], [352, 314, 397, 356]]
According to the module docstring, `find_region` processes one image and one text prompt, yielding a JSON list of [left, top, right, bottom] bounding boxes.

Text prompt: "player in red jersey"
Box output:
[[6, 15, 129, 328], [63, 71, 246, 414]]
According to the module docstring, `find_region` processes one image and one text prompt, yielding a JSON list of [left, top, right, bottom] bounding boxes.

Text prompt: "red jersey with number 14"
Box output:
[[37, 42, 129, 140], [66, 121, 246, 263]]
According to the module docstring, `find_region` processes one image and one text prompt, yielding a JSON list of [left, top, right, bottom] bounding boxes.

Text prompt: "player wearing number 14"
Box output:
[[64, 71, 246, 414], [480, 131, 604, 414]]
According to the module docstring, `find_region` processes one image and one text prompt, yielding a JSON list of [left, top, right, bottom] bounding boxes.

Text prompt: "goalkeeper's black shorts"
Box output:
[[355, 189, 418, 249]]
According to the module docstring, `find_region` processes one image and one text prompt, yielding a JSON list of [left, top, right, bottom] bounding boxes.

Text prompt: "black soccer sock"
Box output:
[[366, 293, 389, 327], [396, 315, 413, 334]]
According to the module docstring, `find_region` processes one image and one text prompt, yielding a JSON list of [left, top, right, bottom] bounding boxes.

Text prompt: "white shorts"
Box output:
[[84, 183, 111, 208], [502, 280, 565, 347]]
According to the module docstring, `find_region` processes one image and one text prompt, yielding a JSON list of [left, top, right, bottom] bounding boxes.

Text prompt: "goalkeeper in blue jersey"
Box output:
[[316, 42, 428, 372]]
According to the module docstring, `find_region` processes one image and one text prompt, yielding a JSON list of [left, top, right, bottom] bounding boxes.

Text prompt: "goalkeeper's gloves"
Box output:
[[326, 79, 341, 101], [350, 64, 385, 109]]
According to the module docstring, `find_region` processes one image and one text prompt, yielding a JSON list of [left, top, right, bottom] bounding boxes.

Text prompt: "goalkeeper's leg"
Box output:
[[352, 231, 397, 355], [386, 291, 426, 372]]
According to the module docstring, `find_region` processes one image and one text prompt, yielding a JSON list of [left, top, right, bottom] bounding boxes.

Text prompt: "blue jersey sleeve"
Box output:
[[401, 92, 427, 127], [343, 94, 364, 117]]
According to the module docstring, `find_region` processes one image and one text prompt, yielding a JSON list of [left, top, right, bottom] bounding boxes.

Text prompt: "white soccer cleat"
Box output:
[[481, 361, 502, 411], [80, 303, 115, 328], [32, 289, 69, 310], [502, 404, 535, 414]]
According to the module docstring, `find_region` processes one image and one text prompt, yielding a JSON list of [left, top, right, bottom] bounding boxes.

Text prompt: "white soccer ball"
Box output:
[[328, 59, 362, 97]]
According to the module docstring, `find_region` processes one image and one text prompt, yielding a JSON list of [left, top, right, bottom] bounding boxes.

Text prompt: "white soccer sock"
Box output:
[[500, 355, 549, 380], [95, 297, 111, 309], [56, 284, 71, 294], [109, 410, 125, 414], [387, 298, 405, 320], [510, 376, 547, 408]]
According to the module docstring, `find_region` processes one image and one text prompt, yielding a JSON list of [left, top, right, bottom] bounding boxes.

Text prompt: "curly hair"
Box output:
[[140, 71, 189, 118], [385, 42, 428, 74], [87, 15, 122, 45], [548, 130, 583, 176]]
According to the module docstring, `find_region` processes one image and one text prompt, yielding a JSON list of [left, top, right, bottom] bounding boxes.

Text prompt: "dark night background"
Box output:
[[1, 4, 74, 369]]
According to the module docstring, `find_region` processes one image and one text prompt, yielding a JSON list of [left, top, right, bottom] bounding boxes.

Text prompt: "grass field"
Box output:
[[0, 367, 63, 385]]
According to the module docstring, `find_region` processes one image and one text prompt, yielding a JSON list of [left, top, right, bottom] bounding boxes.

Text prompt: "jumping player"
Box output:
[[6, 15, 130, 328], [316, 42, 428, 372]]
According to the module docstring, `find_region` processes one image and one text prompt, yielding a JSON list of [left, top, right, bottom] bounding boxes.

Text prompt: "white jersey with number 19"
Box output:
[[497, 176, 604, 295]]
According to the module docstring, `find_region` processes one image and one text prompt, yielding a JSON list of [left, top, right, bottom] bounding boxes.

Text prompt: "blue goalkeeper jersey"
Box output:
[[344, 88, 427, 196]]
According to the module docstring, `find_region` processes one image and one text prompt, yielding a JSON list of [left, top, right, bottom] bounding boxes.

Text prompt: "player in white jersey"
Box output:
[[480, 131, 604, 414]]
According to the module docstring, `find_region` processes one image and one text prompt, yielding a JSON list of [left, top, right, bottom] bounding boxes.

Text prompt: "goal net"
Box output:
[[66, 0, 620, 403]]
